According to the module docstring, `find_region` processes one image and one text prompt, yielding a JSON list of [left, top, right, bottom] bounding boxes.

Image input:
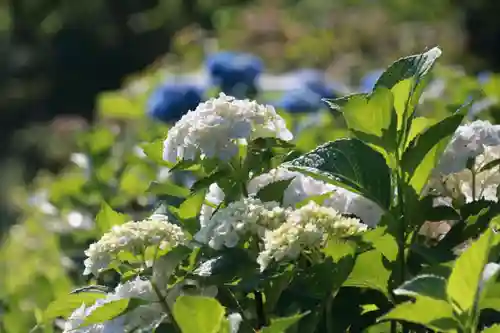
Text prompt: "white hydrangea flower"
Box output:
[[433, 145, 500, 203], [63, 278, 165, 333], [257, 201, 367, 271], [201, 168, 384, 227], [194, 197, 289, 250], [162, 93, 293, 163], [436, 120, 500, 175], [84, 215, 186, 276]]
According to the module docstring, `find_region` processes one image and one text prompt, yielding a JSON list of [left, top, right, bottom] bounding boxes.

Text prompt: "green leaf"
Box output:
[[147, 181, 190, 198], [140, 140, 172, 167], [81, 299, 129, 325], [256, 178, 295, 204], [402, 105, 468, 194], [177, 190, 207, 219], [153, 245, 192, 289], [447, 228, 494, 316], [323, 93, 368, 112], [283, 138, 392, 209], [44, 292, 107, 321], [341, 88, 394, 138], [394, 274, 448, 301], [343, 250, 391, 297], [260, 312, 309, 333], [379, 296, 459, 332], [375, 47, 442, 92], [173, 296, 225, 333], [295, 191, 335, 208], [361, 226, 398, 262], [376, 47, 442, 147], [482, 325, 500, 333], [97, 91, 142, 119], [95, 202, 129, 234]]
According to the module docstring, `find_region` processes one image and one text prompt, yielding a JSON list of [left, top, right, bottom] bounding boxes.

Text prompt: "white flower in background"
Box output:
[[162, 93, 293, 163], [194, 197, 289, 250], [70, 153, 90, 170], [257, 201, 367, 271], [83, 215, 186, 276], [201, 168, 384, 227], [28, 191, 57, 215], [433, 145, 500, 203], [67, 211, 94, 230], [63, 278, 165, 333], [436, 120, 500, 175]]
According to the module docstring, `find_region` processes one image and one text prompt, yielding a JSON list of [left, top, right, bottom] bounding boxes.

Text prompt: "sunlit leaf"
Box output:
[[283, 138, 392, 209], [173, 296, 225, 333]]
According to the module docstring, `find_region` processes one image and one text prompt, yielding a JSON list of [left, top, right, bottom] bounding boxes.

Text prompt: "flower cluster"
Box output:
[[430, 120, 500, 202], [436, 120, 500, 175], [83, 215, 186, 276], [162, 93, 293, 163], [63, 277, 165, 333], [257, 201, 367, 271], [195, 197, 289, 250], [433, 145, 500, 203], [202, 167, 384, 227]]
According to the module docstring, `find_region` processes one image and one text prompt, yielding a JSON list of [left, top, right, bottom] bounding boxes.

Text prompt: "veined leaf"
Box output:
[[343, 249, 391, 297], [173, 296, 225, 333], [283, 138, 392, 209], [379, 296, 459, 332], [402, 105, 468, 195], [447, 228, 494, 318], [95, 202, 129, 234], [394, 274, 448, 301], [44, 292, 107, 322]]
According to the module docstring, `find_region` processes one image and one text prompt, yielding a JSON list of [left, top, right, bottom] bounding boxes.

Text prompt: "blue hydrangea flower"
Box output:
[[289, 69, 345, 99], [147, 83, 203, 123], [205, 51, 263, 98], [275, 88, 324, 114], [478, 71, 491, 84], [360, 69, 384, 93]]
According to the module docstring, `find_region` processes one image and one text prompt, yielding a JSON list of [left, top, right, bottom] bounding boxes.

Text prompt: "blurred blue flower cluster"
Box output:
[[147, 83, 203, 123], [206, 51, 263, 99], [275, 69, 347, 114], [146, 51, 410, 123]]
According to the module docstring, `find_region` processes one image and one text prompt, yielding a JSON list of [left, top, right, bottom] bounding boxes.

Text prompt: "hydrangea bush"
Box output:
[[4, 47, 500, 333]]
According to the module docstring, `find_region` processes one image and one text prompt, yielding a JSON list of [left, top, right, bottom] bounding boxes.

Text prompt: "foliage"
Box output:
[[3, 46, 500, 333]]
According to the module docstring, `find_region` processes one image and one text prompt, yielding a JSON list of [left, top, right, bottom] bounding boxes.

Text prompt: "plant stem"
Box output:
[[325, 294, 334, 333], [471, 168, 476, 201], [151, 282, 181, 333], [254, 290, 267, 329]]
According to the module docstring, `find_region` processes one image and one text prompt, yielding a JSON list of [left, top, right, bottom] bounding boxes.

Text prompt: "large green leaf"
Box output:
[[379, 296, 459, 332], [44, 292, 107, 321], [375, 47, 442, 147], [260, 313, 309, 333], [394, 274, 448, 301], [95, 202, 129, 234], [401, 105, 468, 195], [340, 88, 394, 138], [343, 250, 391, 297], [283, 138, 391, 208], [173, 296, 225, 333], [447, 228, 494, 318], [81, 299, 130, 326], [374, 47, 442, 92]]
